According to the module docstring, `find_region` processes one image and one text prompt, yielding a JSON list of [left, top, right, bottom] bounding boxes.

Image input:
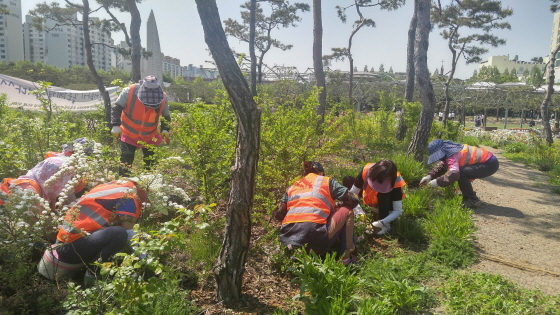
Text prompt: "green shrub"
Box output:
[[461, 135, 480, 146], [390, 153, 426, 185], [291, 250, 359, 315], [441, 272, 560, 314], [357, 252, 436, 314], [423, 197, 477, 268], [171, 96, 236, 202]]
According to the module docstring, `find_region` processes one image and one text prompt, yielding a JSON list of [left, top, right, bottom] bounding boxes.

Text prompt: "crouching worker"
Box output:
[[37, 178, 146, 281], [348, 160, 406, 235], [273, 161, 360, 265], [419, 139, 499, 208]]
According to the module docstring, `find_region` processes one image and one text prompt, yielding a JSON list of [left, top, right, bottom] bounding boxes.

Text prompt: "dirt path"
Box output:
[[470, 146, 560, 295]]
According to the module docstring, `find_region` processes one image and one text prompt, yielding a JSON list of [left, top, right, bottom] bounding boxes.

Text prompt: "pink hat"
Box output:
[[367, 177, 393, 194]]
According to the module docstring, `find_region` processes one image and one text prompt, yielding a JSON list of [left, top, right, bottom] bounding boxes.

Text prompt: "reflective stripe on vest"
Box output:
[[120, 84, 166, 141], [361, 163, 406, 207], [283, 174, 335, 225], [458, 145, 490, 167], [57, 181, 141, 243]]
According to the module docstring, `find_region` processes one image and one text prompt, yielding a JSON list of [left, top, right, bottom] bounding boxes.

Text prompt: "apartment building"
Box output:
[[163, 55, 182, 79], [0, 0, 24, 62], [22, 13, 113, 70], [114, 41, 132, 72]]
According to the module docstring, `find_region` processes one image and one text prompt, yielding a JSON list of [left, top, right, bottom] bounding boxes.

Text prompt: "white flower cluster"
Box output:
[[464, 128, 537, 146]]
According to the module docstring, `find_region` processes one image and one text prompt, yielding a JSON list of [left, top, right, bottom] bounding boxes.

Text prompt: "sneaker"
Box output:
[[342, 255, 359, 266], [372, 220, 390, 235], [463, 198, 482, 208]]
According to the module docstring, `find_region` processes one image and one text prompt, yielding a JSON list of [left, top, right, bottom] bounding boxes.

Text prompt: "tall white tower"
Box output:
[[142, 10, 163, 81], [1, 0, 24, 62]]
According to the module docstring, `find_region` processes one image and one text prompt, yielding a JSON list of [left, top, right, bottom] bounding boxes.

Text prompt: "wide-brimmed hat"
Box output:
[[367, 176, 393, 193], [137, 75, 164, 107], [366, 160, 397, 193], [427, 139, 464, 164]]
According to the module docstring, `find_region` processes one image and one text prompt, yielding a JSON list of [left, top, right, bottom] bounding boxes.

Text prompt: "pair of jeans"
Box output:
[[119, 141, 155, 176], [56, 226, 128, 268], [458, 159, 500, 200]]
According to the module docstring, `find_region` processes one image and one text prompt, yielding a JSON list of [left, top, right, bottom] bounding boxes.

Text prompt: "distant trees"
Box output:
[[323, 0, 404, 110], [223, 1, 310, 84], [431, 0, 513, 125], [0, 60, 130, 90]]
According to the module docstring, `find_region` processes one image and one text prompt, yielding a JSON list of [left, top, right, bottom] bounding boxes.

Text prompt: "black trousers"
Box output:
[[119, 141, 155, 176], [458, 159, 500, 200]]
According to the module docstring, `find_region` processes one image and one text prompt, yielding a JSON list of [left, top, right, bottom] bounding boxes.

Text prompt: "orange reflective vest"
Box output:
[[282, 173, 335, 225], [0, 178, 41, 206], [120, 84, 166, 143], [458, 145, 492, 167], [57, 181, 142, 243], [361, 163, 406, 207]]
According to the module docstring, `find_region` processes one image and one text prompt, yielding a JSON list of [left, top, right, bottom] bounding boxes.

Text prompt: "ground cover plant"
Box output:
[[1, 89, 559, 314]]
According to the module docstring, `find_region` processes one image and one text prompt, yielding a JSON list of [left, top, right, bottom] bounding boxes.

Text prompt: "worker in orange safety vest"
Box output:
[[274, 161, 360, 265], [347, 160, 406, 235], [111, 75, 171, 176], [419, 139, 499, 208], [37, 179, 146, 281]]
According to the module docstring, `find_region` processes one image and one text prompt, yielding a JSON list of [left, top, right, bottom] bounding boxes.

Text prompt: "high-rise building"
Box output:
[[551, 12, 560, 67], [163, 55, 182, 79], [0, 0, 24, 62], [142, 10, 163, 81], [22, 13, 113, 70], [114, 41, 132, 72]]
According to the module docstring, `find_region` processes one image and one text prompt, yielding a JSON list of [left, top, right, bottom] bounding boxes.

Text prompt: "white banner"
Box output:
[[0, 74, 121, 112]]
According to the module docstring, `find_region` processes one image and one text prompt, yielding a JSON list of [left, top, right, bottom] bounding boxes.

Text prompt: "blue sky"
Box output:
[[22, 0, 556, 79]]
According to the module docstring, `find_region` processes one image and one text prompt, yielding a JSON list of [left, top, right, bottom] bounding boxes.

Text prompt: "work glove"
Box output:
[[428, 179, 438, 188], [419, 175, 432, 186], [111, 126, 121, 137], [161, 130, 170, 144]]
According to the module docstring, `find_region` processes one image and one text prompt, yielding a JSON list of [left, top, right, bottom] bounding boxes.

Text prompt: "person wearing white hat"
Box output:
[[348, 160, 406, 235], [111, 75, 171, 176], [419, 139, 499, 208]]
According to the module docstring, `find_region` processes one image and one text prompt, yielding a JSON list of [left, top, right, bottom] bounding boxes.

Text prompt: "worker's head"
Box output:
[[137, 75, 164, 108], [367, 160, 397, 193], [303, 161, 325, 176], [427, 139, 464, 164]]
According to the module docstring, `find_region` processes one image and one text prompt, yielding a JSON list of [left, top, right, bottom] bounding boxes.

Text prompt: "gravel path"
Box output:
[[470, 146, 560, 295]]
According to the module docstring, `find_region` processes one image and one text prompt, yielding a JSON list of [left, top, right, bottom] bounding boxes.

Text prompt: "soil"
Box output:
[[471, 146, 560, 295], [189, 146, 560, 313]]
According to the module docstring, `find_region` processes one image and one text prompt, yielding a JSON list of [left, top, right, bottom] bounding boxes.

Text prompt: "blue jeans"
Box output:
[[56, 226, 128, 266]]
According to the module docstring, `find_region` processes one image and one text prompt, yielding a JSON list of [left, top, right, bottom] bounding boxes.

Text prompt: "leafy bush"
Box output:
[[389, 153, 426, 186], [171, 96, 236, 202], [441, 272, 560, 314], [357, 252, 436, 314], [291, 250, 359, 315], [424, 198, 477, 268]]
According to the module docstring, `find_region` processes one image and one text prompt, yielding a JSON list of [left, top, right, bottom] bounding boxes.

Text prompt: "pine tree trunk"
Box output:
[[126, 0, 142, 82], [249, 0, 257, 96], [540, 45, 559, 145], [408, 0, 436, 161], [195, 0, 261, 303], [81, 0, 111, 127], [396, 0, 418, 141], [313, 0, 326, 124]]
